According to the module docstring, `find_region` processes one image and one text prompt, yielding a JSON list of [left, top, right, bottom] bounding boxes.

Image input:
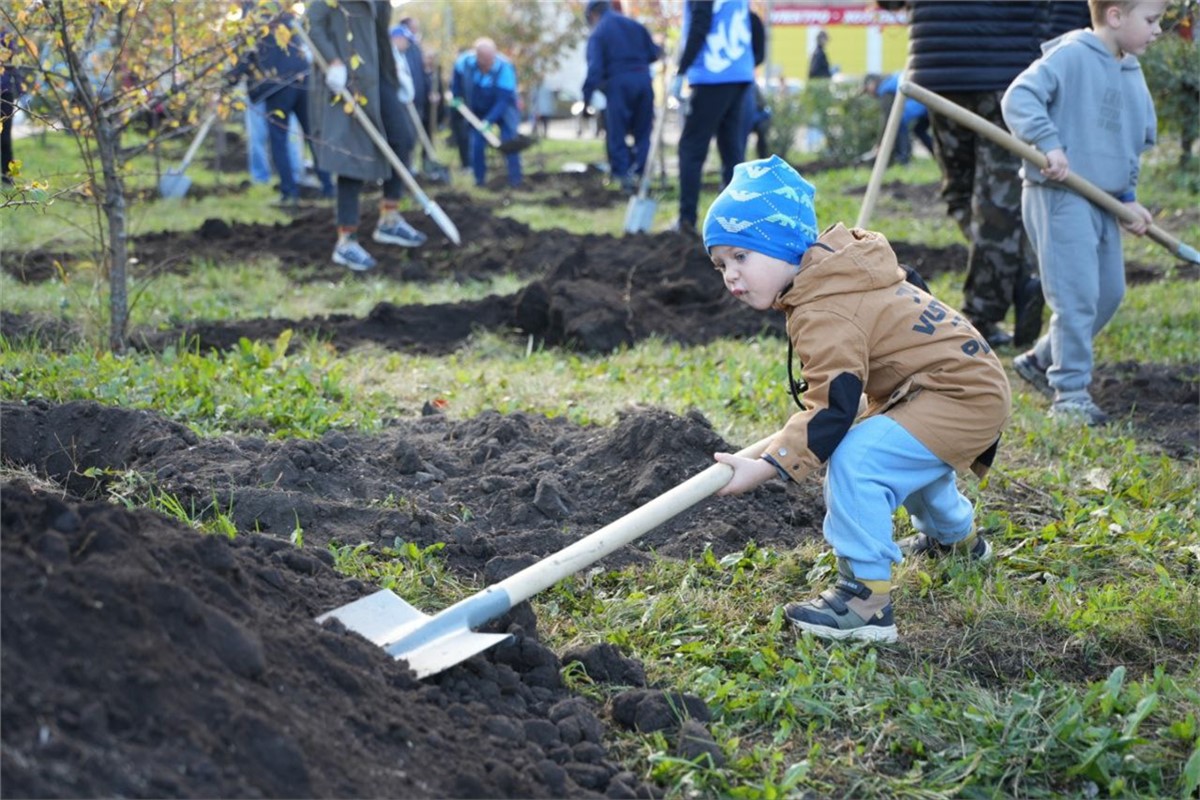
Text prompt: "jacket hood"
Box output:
[[776, 223, 903, 308], [1042, 29, 1143, 70]]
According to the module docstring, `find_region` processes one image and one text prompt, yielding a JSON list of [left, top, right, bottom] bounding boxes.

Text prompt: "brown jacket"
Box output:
[[766, 224, 1011, 480]]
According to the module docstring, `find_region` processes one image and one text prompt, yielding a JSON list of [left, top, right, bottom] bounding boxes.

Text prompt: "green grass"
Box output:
[[3, 126, 1199, 799]]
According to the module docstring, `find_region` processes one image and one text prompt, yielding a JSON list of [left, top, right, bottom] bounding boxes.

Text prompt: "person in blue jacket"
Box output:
[[867, 72, 933, 165], [451, 38, 522, 188], [669, 0, 754, 233], [582, 1, 661, 194]]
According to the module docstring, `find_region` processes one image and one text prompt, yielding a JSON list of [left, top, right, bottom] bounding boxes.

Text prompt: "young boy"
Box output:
[[704, 156, 1011, 642], [1001, 0, 1162, 425]]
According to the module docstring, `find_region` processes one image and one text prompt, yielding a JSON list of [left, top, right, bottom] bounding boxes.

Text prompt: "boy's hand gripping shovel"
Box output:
[[900, 79, 1200, 265], [291, 21, 460, 245], [316, 434, 773, 679]]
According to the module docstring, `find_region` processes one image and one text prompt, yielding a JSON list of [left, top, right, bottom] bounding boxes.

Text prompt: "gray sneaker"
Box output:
[[1050, 393, 1110, 426], [1013, 351, 1053, 397], [898, 531, 993, 561], [373, 215, 427, 247], [332, 238, 378, 271], [785, 577, 897, 643]]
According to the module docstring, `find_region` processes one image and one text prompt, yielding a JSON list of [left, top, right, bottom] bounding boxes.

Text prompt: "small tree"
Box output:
[[1140, 0, 1199, 174], [2, 1, 254, 352]]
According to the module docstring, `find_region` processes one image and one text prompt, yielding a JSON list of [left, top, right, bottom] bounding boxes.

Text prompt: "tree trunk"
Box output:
[[95, 119, 129, 354]]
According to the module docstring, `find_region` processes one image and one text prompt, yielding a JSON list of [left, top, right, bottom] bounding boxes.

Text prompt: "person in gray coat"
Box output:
[[307, 0, 425, 271]]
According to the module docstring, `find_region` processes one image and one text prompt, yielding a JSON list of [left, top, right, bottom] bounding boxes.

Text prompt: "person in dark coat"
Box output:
[[808, 30, 832, 79], [582, 0, 661, 193], [228, 5, 332, 207], [307, 0, 425, 271]]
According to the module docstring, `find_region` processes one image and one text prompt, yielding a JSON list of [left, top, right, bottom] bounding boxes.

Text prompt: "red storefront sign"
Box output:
[[768, 4, 909, 26]]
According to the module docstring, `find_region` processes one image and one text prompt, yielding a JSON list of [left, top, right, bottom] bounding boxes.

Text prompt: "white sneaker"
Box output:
[[373, 215, 427, 247]]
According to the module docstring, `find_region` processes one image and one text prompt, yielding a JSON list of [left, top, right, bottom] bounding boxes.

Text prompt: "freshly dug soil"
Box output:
[[2, 401, 818, 799]]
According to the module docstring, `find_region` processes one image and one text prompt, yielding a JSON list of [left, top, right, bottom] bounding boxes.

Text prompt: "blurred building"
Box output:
[[763, 2, 909, 85]]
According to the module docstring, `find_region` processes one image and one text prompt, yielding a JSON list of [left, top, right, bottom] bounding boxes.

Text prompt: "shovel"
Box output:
[[901, 79, 1200, 265], [291, 21, 460, 246], [404, 101, 452, 185], [158, 110, 218, 199], [316, 433, 774, 679], [623, 89, 672, 234], [452, 100, 537, 155]]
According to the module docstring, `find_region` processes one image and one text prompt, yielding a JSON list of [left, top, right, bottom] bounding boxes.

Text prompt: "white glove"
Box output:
[[669, 74, 685, 101], [325, 62, 348, 95]]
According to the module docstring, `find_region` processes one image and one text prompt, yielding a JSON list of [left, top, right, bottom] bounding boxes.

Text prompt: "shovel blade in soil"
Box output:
[[624, 195, 657, 234], [424, 202, 462, 245], [317, 587, 512, 678], [159, 170, 192, 200], [499, 134, 537, 155], [316, 588, 429, 647]]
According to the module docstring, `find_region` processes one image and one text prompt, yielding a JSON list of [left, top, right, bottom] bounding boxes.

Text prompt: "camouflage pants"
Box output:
[[929, 91, 1038, 327]]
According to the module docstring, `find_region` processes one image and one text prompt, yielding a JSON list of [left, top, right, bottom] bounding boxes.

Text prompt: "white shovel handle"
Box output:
[[453, 101, 503, 148], [855, 66, 910, 229], [404, 100, 439, 160], [494, 434, 776, 605]]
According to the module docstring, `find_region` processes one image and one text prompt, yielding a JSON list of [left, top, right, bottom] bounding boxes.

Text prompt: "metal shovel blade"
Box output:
[[498, 134, 537, 155], [423, 201, 461, 245], [424, 161, 452, 185], [624, 194, 657, 234], [158, 170, 192, 200], [316, 588, 509, 678]]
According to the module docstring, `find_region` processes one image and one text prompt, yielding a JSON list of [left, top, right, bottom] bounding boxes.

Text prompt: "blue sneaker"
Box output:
[[332, 238, 377, 271], [373, 214, 427, 247]]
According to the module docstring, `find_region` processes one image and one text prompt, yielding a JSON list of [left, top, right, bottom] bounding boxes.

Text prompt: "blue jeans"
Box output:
[[264, 84, 332, 199], [824, 416, 974, 581], [246, 99, 304, 187], [469, 107, 522, 187]]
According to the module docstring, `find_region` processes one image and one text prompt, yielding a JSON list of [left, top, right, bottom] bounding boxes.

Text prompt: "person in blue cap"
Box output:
[[703, 156, 1011, 642], [582, 0, 661, 194]]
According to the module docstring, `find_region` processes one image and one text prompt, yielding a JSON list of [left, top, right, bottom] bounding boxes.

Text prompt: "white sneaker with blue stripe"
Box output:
[[332, 238, 378, 271], [373, 214, 427, 247]]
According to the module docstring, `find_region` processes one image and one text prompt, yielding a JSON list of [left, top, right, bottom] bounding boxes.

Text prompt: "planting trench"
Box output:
[[2, 171, 1197, 796]]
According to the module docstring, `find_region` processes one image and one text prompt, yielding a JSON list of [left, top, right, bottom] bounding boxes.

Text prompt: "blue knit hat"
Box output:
[[702, 156, 819, 265]]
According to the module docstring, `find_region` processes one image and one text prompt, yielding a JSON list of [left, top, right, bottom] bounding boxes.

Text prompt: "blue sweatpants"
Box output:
[[1022, 185, 1125, 395], [824, 415, 974, 581]]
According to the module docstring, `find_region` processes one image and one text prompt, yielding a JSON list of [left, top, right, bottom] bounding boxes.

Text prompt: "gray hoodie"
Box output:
[[1001, 29, 1156, 198]]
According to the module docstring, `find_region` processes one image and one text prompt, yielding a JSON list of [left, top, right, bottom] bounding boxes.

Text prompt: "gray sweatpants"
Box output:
[[1022, 185, 1125, 396]]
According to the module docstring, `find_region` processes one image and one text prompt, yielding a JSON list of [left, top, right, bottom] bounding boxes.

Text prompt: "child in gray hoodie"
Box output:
[[1001, 0, 1163, 425]]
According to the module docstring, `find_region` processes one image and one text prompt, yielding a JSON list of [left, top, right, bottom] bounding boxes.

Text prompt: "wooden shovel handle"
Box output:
[[901, 80, 1191, 260]]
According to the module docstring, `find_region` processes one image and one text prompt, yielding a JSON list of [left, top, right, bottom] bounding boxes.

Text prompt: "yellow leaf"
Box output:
[[343, 99, 353, 114], [349, 54, 362, 71], [273, 24, 291, 49]]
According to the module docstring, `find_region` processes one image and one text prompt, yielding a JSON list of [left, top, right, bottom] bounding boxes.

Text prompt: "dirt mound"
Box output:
[[0, 401, 819, 567], [1, 482, 662, 799], [0, 400, 817, 799]]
